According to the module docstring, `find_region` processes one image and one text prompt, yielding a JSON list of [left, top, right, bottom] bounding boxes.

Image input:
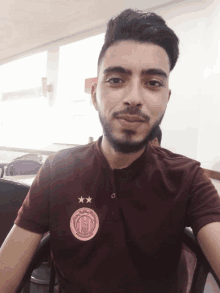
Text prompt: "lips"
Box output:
[[116, 115, 145, 129], [116, 114, 145, 123]]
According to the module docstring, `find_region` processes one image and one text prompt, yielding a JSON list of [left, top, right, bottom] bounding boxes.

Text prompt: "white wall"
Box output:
[[151, 0, 220, 171], [211, 179, 220, 197]]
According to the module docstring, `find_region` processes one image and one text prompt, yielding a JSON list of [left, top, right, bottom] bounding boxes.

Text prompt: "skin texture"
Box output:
[[92, 40, 170, 169], [197, 222, 220, 283], [0, 225, 43, 293]]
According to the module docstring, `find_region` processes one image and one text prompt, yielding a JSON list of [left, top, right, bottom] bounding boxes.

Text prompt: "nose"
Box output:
[[123, 79, 143, 108]]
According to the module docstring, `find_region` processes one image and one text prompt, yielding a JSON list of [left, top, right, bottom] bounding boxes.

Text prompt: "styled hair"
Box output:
[[98, 9, 179, 71], [151, 126, 162, 145]]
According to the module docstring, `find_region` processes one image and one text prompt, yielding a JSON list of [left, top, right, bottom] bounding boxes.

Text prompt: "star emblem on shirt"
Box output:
[[86, 196, 92, 203], [78, 196, 92, 203], [78, 196, 85, 203]]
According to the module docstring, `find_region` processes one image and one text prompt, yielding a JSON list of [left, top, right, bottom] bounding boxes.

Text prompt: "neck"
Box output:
[[101, 136, 146, 170]]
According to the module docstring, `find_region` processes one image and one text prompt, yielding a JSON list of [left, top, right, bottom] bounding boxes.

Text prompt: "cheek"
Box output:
[[98, 86, 122, 114], [148, 96, 168, 118]]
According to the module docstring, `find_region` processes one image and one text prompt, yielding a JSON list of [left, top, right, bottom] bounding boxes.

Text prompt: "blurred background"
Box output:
[[0, 0, 220, 173]]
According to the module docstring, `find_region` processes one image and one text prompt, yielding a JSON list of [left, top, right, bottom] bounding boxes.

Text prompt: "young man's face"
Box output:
[[92, 40, 171, 153]]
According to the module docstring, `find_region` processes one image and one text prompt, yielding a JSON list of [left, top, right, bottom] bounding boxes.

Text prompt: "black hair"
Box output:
[[151, 126, 162, 145], [98, 9, 179, 71]]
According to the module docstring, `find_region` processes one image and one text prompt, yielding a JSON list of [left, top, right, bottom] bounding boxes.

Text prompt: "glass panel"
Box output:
[[55, 33, 104, 144], [0, 33, 106, 183], [0, 52, 48, 150], [0, 52, 47, 93]]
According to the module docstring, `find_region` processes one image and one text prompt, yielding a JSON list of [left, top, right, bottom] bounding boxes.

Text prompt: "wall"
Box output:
[[152, 0, 220, 171], [211, 179, 220, 196]]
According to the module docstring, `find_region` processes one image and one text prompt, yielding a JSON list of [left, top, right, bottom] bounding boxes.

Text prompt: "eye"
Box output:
[[106, 78, 124, 84], [146, 80, 163, 87]]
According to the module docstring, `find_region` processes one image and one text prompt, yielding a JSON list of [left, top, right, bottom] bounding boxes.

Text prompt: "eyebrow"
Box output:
[[103, 66, 132, 76], [103, 66, 168, 79], [141, 68, 168, 79]]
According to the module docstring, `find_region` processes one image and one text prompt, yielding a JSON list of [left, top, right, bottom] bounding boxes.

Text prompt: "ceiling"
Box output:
[[0, 0, 181, 65]]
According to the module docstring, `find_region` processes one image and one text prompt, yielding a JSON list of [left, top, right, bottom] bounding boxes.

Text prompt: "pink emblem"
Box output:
[[70, 208, 99, 241]]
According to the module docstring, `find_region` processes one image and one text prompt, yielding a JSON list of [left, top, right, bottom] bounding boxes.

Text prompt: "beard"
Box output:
[[98, 107, 164, 154]]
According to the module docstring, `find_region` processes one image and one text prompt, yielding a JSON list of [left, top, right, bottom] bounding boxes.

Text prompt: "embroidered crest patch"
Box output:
[[70, 207, 99, 241]]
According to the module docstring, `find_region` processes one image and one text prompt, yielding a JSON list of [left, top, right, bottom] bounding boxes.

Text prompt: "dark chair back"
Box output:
[[0, 162, 8, 178], [4, 160, 42, 176], [0, 179, 56, 292], [12, 154, 43, 163], [0, 179, 29, 247]]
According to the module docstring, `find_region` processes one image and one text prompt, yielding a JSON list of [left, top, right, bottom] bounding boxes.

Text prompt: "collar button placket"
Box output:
[[107, 171, 119, 222]]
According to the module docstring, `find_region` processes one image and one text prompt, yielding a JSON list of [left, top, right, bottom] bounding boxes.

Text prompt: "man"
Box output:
[[1, 9, 220, 293]]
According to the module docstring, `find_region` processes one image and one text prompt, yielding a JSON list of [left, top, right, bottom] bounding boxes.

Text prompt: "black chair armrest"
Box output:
[[183, 227, 220, 293]]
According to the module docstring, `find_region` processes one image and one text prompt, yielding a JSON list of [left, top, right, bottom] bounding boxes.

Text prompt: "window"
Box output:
[[54, 33, 104, 145], [0, 52, 48, 149]]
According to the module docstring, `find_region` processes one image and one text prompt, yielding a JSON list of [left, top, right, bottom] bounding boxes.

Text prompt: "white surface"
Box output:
[[211, 179, 220, 196], [0, 0, 178, 64], [151, 0, 220, 169]]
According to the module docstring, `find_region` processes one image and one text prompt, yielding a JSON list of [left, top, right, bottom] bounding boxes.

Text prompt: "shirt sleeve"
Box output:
[[186, 166, 220, 238], [14, 156, 52, 234]]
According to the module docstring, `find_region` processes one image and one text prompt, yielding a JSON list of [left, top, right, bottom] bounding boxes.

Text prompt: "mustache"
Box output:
[[113, 106, 150, 122]]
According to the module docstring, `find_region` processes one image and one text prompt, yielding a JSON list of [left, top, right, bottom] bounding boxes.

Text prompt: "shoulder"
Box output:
[[46, 142, 97, 169], [148, 144, 201, 173]]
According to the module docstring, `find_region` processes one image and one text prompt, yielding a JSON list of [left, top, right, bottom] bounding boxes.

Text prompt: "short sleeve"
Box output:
[[186, 167, 220, 238], [14, 156, 52, 234]]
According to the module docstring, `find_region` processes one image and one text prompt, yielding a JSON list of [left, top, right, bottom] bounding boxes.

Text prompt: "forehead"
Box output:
[[100, 40, 170, 75]]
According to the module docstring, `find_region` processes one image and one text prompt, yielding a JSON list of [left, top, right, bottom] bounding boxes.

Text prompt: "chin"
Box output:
[[107, 131, 150, 154], [98, 111, 160, 154], [118, 129, 146, 143]]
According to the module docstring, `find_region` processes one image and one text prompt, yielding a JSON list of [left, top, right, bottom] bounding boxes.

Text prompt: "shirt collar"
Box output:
[[95, 136, 151, 175]]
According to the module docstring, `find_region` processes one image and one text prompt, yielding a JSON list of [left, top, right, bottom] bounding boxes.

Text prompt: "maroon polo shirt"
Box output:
[[15, 136, 220, 293]]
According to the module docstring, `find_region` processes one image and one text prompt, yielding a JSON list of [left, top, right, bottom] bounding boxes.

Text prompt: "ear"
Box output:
[[151, 138, 160, 147], [168, 89, 171, 101], [91, 83, 98, 111]]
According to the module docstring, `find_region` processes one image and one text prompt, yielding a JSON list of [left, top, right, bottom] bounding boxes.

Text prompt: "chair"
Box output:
[[17, 227, 220, 293], [4, 159, 42, 176], [179, 227, 220, 293], [12, 154, 43, 163], [0, 178, 29, 247], [0, 179, 57, 293], [0, 162, 9, 178]]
